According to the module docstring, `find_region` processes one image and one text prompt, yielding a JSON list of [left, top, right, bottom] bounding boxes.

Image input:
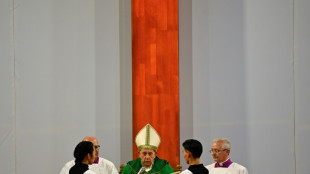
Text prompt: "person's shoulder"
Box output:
[[230, 162, 247, 169], [94, 157, 118, 174], [153, 157, 174, 172], [205, 163, 215, 170], [84, 169, 96, 174], [122, 159, 141, 174], [98, 157, 116, 166], [64, 159, 75, 166], [122, 158, 141, 171], [179, 169, 192, 174], [229, 163, 249, 173], [154, 156, 170, 165], [60, 160, 75, 174], [155, 157, 173, 168], [126, 158, 141, 165]]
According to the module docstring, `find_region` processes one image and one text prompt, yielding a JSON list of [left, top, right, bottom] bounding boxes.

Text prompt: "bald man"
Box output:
[[205, 138, 248, 174], [60, 136, 118, 174]]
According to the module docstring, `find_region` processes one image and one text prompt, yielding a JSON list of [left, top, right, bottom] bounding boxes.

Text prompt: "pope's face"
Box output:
[[210, 141, 229, 163], [139, 149, 156, 168]]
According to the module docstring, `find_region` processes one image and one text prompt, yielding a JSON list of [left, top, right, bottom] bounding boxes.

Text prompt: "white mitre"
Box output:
[[135, 123, 161, 151]]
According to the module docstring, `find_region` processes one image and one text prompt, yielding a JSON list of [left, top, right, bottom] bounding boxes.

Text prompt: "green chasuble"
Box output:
[[122, 157, 174, 174]]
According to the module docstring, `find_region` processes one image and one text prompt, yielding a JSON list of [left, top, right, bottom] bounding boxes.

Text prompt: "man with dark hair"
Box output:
[[69, 141, 96, 174], [60, 136, 118, 174], [180, 139, 209, 174]]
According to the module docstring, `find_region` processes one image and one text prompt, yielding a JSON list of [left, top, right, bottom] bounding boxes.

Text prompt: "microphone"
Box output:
[[137, 167, 145, 174]]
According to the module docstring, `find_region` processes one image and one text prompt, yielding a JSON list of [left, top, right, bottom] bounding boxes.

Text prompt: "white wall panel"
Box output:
[[119, 0, 133, 165], [14, 0, 96, 173], [294, 0, 310, 174], [192, 0, 248, 167], [94, 0, 121, 167], [0, 0, 15, 174], [179, 0, 194, 169], [244, 0, 294, 173], [192, 0, 295, 174]]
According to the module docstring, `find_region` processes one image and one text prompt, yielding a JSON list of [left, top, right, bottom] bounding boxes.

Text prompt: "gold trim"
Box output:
[[135, 123, 161, 151], [138, 145, 158, 151], [146, 124, 150, 145]]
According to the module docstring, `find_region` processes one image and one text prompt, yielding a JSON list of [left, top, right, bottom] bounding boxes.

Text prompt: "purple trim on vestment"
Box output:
[[94, 157, 99, 164], [215, 158, 232, 168]]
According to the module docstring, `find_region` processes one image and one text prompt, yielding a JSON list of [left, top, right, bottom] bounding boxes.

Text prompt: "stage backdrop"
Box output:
[[131, 0, 179, 170]]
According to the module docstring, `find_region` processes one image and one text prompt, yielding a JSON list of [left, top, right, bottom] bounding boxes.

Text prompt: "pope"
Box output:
[[122, 124, 175, 174]]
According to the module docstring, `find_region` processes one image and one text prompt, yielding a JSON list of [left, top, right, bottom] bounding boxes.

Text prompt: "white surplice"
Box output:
[[206, 163, 249, 174], [60, 157, 118, 174], [84, 169, 97, 174], [179, 169, 193, 174]]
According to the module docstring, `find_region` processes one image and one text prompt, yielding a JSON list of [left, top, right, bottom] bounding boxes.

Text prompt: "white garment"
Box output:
[[179, 169, 193, 174], [84, 170, 97, 174], [60, 157, 119, 174], [206, 163, 249, 174]]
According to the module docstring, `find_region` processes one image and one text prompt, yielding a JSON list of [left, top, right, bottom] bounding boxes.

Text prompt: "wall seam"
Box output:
[[12, 0, 17, 173], [292, 0, 296, 173]]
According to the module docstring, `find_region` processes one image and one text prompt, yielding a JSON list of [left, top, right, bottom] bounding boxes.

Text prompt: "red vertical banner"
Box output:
[[131, 0, 179, 169]]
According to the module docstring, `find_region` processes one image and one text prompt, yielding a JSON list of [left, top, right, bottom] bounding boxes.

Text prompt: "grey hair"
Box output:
[[213, 138, 231, 150]]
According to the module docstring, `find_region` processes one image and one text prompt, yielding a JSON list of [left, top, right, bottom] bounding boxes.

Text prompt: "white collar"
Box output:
[[219, 158, 230, 166], [145, 164, 153, 172]]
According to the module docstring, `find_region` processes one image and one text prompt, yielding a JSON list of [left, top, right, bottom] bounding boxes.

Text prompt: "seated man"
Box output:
[[61, 136, 118, 174], [69, 141, 96, 174], [122, 124, 174, 174], [180, 139, 209, 174], [205, 138, 249, 174]]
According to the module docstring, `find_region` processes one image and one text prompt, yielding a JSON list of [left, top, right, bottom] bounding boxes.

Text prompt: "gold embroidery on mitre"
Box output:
[[135, 123, 161, 151]]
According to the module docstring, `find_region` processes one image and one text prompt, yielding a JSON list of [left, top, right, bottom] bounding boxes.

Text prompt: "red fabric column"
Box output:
[[131, 0, 179, 169]]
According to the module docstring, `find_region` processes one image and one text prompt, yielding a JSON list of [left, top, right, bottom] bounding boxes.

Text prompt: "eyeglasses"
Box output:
[[94, 145, 101, 150], [209, 149, 226, 153]]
